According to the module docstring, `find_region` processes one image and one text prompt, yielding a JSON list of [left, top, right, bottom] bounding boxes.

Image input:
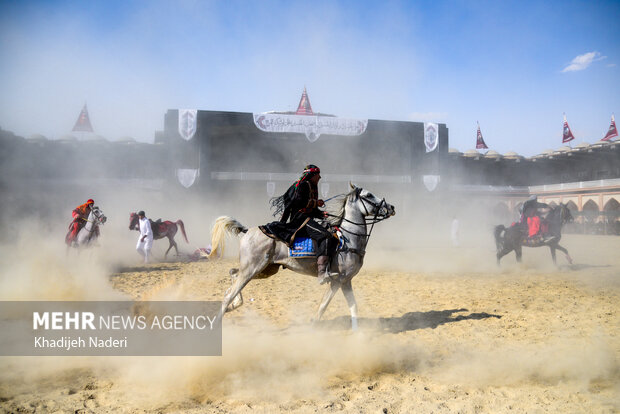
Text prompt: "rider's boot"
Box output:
[[317, 255, 338, 285]]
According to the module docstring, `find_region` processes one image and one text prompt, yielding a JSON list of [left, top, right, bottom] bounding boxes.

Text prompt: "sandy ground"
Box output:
[[1, 234, 619, 413]]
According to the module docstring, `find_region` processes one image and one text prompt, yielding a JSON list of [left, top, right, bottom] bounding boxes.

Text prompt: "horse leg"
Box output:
[[170, 236, 179, 256], [226, 268, 243, 310], [554, 243, 573, 264], [341, 280, 359, 331], [549, 245, 557, 265], [218, 270, 253, 320], [164, 235, 177, 258], [217, 247, 271, 321], [496, 247, 512, 266], [314, 281, 341, 323], [515, 245, 522, 263]]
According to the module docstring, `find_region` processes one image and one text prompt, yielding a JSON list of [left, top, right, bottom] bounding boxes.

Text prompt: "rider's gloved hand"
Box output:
[[317, 199, 325, 207]]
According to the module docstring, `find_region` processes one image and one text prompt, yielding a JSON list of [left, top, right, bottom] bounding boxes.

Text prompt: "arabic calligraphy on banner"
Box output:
[[253, 113, 368, 142]]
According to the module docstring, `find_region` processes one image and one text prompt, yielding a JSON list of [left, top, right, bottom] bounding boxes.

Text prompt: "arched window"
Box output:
[[582, 199, 599, 219], [603, 198, 620, 235], [604, 198, 620, 212], [582, 199, 601, 234], [565, 200, 578, 212]]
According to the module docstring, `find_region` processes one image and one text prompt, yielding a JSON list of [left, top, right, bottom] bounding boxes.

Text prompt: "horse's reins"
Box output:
[[325, 193, 390, 257], [84, 210, 104, 234], [323, 193, 346, 203]]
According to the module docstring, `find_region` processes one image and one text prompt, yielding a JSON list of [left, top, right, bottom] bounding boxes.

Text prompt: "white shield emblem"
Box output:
[[305, 128, 320, 142], [178, 109, 198, 141], [266, 181, 276, 197], [424, 122, 439, 153], [177, 169, 199, 188], [320, 182, 330, 198], [423, 175, 440, 192]]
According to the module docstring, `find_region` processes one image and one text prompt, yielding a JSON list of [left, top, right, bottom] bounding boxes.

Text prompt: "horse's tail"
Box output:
[[208, 216, 248, 259], [494, 225, 506, 250], [176, 220, 189, 243]]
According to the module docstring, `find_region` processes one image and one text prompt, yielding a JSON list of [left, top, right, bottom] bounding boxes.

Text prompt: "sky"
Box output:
[[0, 0, 618, 156]]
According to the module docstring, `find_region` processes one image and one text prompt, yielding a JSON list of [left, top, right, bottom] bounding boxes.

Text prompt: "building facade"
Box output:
[[446, 141, 620, 234]]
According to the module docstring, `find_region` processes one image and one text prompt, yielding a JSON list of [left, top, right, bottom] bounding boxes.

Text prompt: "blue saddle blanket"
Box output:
[[288, 237, 316, 258]]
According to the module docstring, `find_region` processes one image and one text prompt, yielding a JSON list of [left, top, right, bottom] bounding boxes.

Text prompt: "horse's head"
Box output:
[[349, 183, 396, 219], [559, 203, 574, 224], [91, 206, 107, 225], [129, 212, 139, 230]]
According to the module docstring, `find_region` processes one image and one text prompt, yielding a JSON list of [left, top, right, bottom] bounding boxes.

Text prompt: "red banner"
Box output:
[[602, 115, 618, 141], [72, 104, 94, 133], [562, 114, 575, 143], [476, 123, 488, 149], [296, 87, 314, 115]]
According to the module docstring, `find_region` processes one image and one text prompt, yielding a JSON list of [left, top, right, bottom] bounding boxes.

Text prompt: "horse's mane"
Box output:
[[546, 204, 571, 234], [326, 188, 357, 227], [547, 204, 563, 218]]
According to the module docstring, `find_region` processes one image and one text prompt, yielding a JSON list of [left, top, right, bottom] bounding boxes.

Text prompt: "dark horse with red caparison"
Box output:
[[494, 203, 574, 266], [129, 213, 189, 257]]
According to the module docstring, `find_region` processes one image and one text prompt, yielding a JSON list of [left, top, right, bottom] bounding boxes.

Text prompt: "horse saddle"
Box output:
[[287, 233, 345, 258], [523, 235, 544, 247], [288, 237, 316, 258], [151, 219, 165, 237]]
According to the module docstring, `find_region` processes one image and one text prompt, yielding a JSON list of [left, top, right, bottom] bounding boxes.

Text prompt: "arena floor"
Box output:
[[1, 234, 618, 413]]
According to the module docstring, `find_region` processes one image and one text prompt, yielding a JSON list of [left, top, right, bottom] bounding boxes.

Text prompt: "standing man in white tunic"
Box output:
[[136, 210, 153, 263], [451, 215, 460, 247]]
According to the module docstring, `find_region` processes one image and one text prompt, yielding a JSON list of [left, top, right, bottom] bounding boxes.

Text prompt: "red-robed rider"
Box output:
[[65, 199, 94, 245]]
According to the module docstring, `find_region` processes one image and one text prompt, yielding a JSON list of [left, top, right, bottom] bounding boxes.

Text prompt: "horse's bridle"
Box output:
[[560, 205, 573, 224], [347, 191, 390, 222], [85, 209, 105, 234], [331, 190, 391, 257]]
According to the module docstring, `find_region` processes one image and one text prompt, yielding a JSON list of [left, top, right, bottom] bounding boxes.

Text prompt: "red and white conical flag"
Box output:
[[602, 114, 618, 141], [476, 121, 488, 149], [562, 113, 575, 144], [72, 103, 94, 133], [295, 87, 314, 115]]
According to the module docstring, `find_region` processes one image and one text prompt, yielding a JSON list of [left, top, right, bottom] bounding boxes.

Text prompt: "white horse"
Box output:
[[208, 184, 395, 330], [73, 206, 107, 248]]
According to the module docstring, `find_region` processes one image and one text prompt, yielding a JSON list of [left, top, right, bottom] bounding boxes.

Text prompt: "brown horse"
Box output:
[[129, 213, 189, 257]]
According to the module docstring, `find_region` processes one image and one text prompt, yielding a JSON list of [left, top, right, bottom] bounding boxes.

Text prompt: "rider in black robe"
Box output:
[[260, 165, 338, 284]]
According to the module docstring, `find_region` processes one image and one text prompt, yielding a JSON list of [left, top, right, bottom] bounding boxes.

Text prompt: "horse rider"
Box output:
[[65, 198, 95, 245], [520, 195, 552, 242], [261, 164, 338, 284], [136, 210, 154, 264]]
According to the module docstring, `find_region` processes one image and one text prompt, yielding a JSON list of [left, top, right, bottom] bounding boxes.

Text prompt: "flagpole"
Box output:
[[564, 113, 569, 149]]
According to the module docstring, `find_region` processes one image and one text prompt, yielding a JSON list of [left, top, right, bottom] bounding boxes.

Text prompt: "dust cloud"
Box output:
[[0, 123, 618, 412], [2, 312, 616, 409]]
